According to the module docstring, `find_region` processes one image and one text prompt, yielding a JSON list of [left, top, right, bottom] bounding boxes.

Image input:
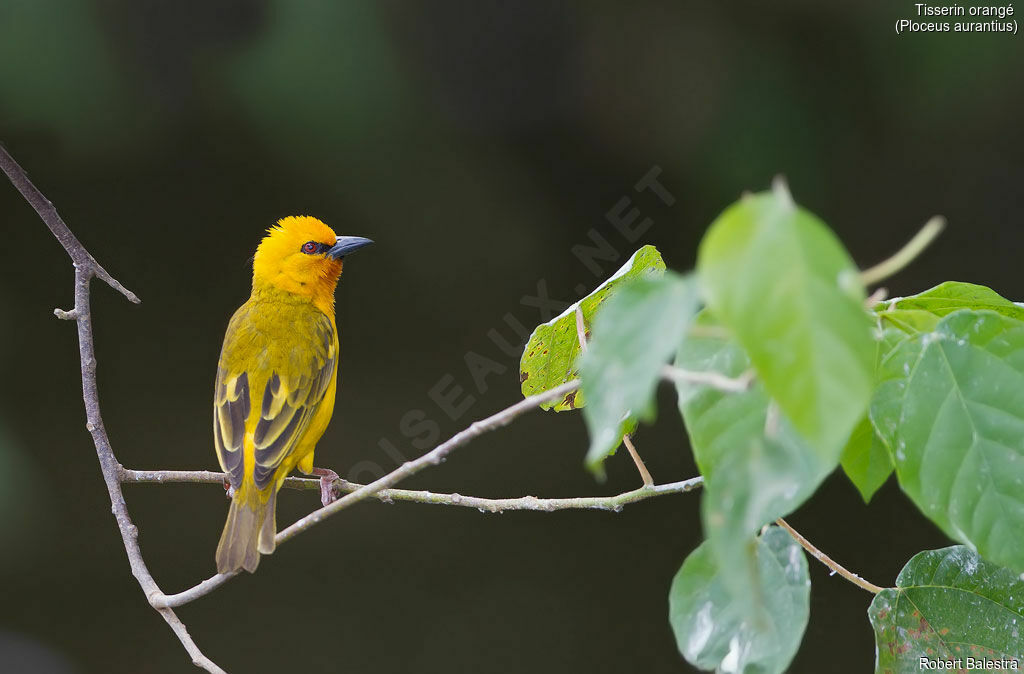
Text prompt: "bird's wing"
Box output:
[[215, 309, 336, 491], [214, 367, 250, 489]]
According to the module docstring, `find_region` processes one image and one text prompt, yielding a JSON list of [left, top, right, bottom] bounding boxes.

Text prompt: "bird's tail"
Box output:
[[215, 486, 278, 574]]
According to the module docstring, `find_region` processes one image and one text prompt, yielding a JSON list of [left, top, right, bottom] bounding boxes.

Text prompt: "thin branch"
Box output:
[[155, 572, 238, 610], [859, 216, 945, 287], [661, 364, 754, 392], [0, 145, 140, 303], [145, 473, 703, 608], [122, 468, 701, 512], [1, 145, 222, 673], [775, 517, 886, 594], [127, 473, 885, 600], [119, 468, 236, 486], [126, 470, 887, 599]]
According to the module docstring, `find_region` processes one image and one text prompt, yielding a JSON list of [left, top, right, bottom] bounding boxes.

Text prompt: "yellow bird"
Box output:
[[214, 216, 372, 574]]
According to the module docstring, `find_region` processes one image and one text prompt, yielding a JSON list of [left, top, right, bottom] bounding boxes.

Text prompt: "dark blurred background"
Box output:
[[1, 1, 1022, 672]]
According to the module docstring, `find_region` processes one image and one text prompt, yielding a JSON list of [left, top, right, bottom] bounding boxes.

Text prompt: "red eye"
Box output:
[[301, 241, 318, 254]]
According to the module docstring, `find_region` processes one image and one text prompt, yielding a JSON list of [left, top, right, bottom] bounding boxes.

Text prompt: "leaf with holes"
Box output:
[[519, 245, 666, 411], [872, 310, 1024, 573], [669, 526, 810, 674], [869, 546, 1024, 673], [697, 186, 873, 461], [875, 281, 1024, 335], [580, 274, 697, 477]]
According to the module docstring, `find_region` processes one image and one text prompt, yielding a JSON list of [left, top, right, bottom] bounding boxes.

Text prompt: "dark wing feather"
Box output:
[[214, 370, 250, 489]]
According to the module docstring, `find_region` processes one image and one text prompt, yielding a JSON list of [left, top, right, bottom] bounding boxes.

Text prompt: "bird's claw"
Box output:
[[311, 467, 340, 507]]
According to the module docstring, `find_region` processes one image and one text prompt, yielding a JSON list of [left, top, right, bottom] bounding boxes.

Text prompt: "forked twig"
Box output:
[[0, 144, 224, 673], [147, 474, 705, 608], [121, 468, 700, 513]]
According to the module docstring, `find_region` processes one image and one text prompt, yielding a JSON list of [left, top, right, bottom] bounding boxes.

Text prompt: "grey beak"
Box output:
[[327, 236, 374, 259]]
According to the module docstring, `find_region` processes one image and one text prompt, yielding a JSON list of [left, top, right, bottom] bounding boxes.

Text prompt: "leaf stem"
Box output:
[[575, 305, 588, 354], [661, 364, 754, 392], [775, 517, 885, 594], [573, 304, 654, 485], [859, 216, 945, 287], [621, 435, 654, 486]]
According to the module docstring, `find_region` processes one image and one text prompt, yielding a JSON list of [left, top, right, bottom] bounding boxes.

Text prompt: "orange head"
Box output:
[[251, 216, 372, 311]]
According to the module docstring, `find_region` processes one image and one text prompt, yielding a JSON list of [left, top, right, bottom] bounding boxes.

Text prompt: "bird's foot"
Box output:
[[222, 477, 235, 499], [310, 467, 340, 507]]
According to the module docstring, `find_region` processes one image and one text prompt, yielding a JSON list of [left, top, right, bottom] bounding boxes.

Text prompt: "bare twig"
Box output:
[[146, 474, 704, 608], [0, 147, 140, 304], [775, 517, 885, 594], [121, 468, 701, 512], [1, 144, 223, 674], [128, 470, 889, 599], [661, 364, 754, 392], [859, 216, 945, 287]]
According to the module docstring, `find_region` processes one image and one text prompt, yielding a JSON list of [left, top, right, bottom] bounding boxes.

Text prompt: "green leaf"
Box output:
[[839, 416, 893, 503], [676, 316, 834, 601], [839, 328, 904, 503], [875, 281, 1024, 335], [869, 545, 1024, 673], [668, 526, 810, 674], [696, 188, 874, 460], [580, 274, 697, 477], [519, 245, 666, 411], [872, 310, 1024, 573]]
